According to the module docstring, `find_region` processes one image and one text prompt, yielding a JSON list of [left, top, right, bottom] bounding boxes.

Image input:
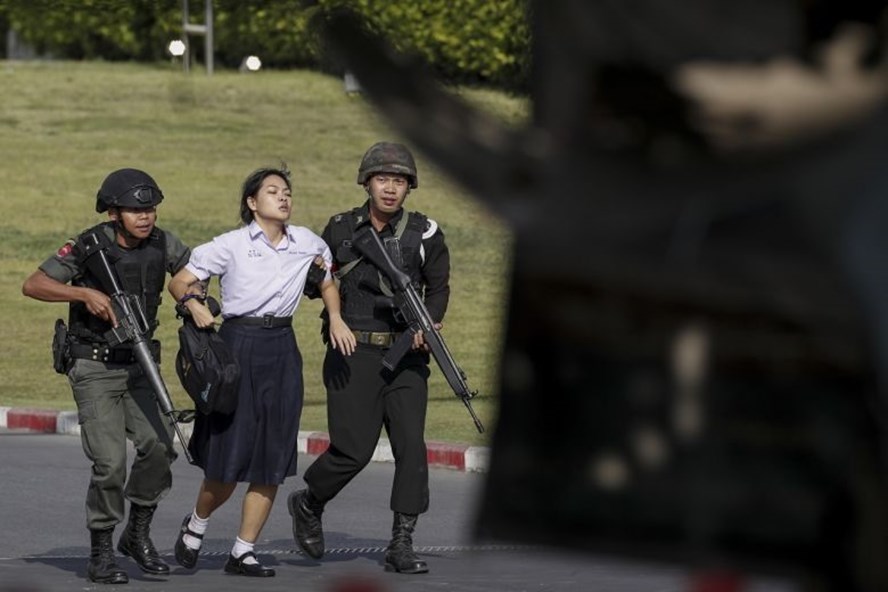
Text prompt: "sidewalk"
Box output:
[[0, 406, 490, 473]]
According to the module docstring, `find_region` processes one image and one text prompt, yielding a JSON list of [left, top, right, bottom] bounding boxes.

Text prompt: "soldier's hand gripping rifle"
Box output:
[[77, 232, 195, 463], [352, 226, 485, 433]]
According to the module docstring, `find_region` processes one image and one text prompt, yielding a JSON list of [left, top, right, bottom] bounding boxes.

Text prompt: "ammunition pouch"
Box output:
[[52, 319, 71, 374]]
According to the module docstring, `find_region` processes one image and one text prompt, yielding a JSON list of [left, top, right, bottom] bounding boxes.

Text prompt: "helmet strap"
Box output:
[[108, 208, 139, 245], [116, 218, 136, 241]]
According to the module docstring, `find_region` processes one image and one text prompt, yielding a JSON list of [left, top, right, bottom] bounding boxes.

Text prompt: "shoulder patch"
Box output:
[[422, 218, 438, 240], [56, 240, 75, 258]]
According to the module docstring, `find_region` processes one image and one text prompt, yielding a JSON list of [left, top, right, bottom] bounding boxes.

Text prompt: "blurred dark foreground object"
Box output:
[[318, 1, 888, 590]]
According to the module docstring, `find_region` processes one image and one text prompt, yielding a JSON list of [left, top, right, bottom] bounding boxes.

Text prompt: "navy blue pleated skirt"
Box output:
[[188, 322, 304, 485]]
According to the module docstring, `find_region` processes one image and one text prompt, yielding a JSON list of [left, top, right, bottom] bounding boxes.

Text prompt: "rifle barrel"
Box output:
[[354, 226, 486, 433]]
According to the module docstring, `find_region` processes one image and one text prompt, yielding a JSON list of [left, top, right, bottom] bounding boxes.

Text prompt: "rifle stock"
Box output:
[[82, 233, 195, 463], [352, 227, 485, 433]]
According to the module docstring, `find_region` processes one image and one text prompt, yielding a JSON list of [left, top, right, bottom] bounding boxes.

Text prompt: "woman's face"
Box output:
[[247, 174, 292, 223]]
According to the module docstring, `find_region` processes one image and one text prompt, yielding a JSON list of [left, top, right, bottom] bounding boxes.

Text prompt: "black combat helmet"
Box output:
[[356, 142, 418, 189], [95, 168, 164, 213]]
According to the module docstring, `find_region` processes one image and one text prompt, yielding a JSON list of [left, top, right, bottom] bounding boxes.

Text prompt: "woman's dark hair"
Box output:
[[239, 164, 292, 225]]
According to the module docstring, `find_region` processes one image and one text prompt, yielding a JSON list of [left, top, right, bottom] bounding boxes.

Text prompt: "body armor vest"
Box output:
[[329, 208, 427, 330], [68, 222, 167, 344]]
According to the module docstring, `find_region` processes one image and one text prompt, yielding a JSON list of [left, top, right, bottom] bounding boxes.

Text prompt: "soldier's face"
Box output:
[[110, 206, 157, 240], [366, 173, 409, 217]]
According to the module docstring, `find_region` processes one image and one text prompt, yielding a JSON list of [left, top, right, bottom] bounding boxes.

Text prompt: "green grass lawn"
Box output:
[[0, 60, 527, 446]]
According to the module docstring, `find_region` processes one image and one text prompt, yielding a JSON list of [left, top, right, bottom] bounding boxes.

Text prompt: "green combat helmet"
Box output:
[[95, 168, 165, 213], [356, 142, 418, 189]]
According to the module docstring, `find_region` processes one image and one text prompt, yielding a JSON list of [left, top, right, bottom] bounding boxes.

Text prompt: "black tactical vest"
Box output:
[[328, 208, 427, 330], [68, 222, 167, 344]]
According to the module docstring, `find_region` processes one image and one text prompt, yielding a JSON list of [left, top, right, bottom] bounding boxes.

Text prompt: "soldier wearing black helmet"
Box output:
[[288, 142, 451, 575], [22, 168, 191, 585]]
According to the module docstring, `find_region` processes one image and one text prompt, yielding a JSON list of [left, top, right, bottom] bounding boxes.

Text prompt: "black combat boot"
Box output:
[[88, 528, 129, 584], [287, 489, 325, 559], [384, 512, 428, 574], [117, 503, 170, 575]]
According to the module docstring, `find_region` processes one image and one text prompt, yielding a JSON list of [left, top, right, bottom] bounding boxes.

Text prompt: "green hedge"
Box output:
[[316, 0, 531, 88], [0, 0, 530, 89], [1, 0, 180, 61]]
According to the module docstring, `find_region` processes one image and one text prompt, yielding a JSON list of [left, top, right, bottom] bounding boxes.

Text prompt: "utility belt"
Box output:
[[353, 330, 403, 348], [224, 314, 293, 329], [68, 340, 161, 364]]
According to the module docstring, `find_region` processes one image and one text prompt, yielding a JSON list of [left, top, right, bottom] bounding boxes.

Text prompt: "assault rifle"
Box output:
[[352, 226, 485, 433], [77, 232, 195, 463]]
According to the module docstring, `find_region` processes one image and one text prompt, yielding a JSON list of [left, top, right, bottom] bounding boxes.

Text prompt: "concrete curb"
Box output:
[[0, 407, 489, 473]]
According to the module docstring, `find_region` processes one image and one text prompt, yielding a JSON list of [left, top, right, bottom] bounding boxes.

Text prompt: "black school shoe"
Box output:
[[174, 515, 202, 569], [223, 552, 275, 577]]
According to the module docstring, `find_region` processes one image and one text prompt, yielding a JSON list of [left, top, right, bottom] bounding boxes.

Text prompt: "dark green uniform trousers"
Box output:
[[68, 359, 175, 531]]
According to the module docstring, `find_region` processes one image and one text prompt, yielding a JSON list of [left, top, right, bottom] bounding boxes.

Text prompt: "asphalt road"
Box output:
[[0, 431, 796, 592]]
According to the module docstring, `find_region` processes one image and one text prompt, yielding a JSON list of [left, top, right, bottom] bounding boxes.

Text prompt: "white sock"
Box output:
[[232, 537, 258, 564], [184, 510, 209, 551]]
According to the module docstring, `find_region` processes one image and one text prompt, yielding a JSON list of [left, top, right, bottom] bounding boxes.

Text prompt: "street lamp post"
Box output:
[[181, 0, 214, 75]]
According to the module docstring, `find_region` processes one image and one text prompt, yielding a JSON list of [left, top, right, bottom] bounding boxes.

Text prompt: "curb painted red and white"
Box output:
[[0, 407, 490, 473]]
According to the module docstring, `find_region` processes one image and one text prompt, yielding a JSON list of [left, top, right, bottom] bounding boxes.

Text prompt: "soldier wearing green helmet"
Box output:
[[22, 168, 191, 584], [288, 141, 451, 575], [356, 141, 419, 188]]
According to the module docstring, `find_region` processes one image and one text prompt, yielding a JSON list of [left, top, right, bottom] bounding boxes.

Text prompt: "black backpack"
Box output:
[[175, 297, 240, 415]]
